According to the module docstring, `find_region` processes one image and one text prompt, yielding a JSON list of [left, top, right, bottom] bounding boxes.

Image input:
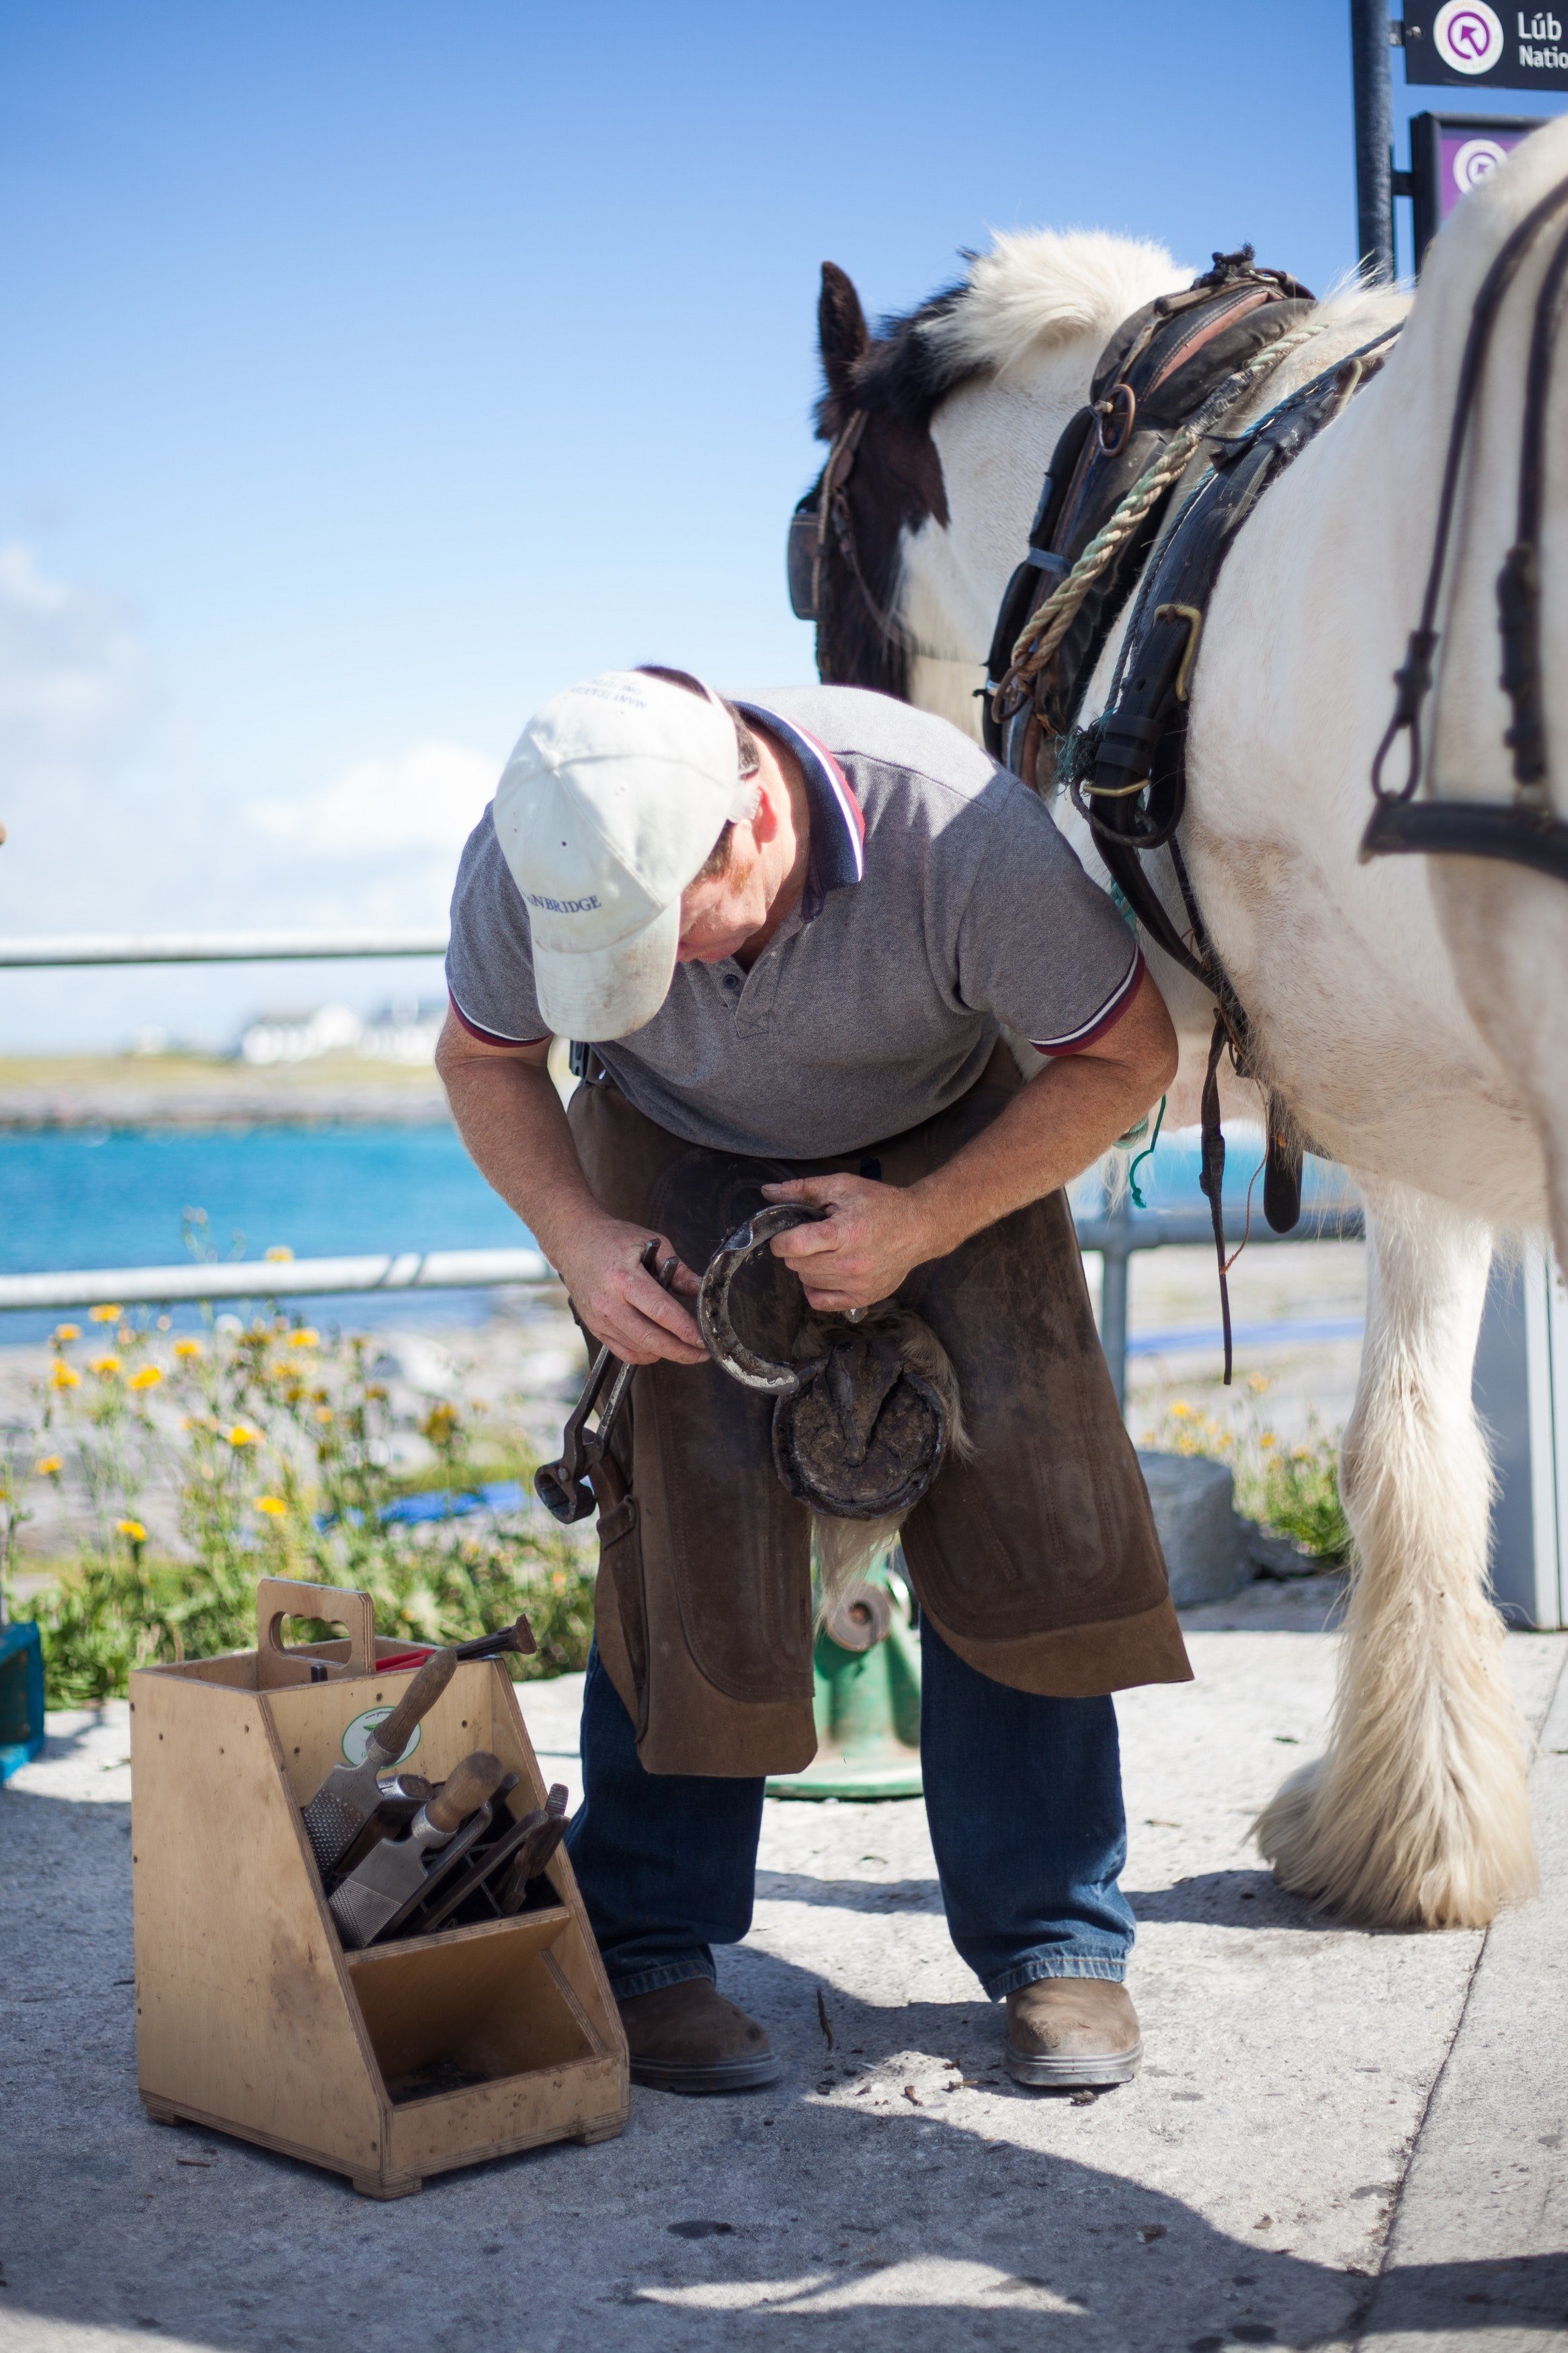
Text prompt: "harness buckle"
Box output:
[[1095, 381, 1137, 457], [1152, 602, 1205, 703]]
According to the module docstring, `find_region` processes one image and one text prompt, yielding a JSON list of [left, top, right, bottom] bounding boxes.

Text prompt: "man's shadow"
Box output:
[[758, 1864, 1348, 1934]]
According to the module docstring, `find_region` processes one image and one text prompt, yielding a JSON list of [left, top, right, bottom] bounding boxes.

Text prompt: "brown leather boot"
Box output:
[[1005, 1977, 1142, 2089], [618, 1978, 782, 2094]]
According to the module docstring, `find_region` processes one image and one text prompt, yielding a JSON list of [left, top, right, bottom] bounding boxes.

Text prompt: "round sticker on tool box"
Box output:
[[341, 1707, 423, 1765]]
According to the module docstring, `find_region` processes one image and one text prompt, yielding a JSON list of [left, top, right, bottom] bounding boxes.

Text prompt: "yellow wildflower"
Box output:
[[50, 1362, 81, 1390], [53, 1323, 81, 1343], [1169, 1400, 1192, 1420], [173, 1338, 202, 1359], [270, 1357, 300, 1380], [1260, 1431, 1277, 1448], [226, 1425, 257, 1448], [128, 1366, 163, 1392], [89, 1304, 122, 1323], [34, 1455, 62, 1476], [117, 1518, 148, 1543], [315, 1406, 333, 1425], [255, 1495, 287, 1517], [288, 1328, 319, 1349], [263, 1245, 294, 1263], [90, 1356, 121, 1378]]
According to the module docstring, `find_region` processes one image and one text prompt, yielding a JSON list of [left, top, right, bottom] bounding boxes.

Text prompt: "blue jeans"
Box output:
[[564, 1615, 1134, 2003]]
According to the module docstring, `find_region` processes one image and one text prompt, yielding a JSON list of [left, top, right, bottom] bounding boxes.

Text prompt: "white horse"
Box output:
[[796, 124, 1568, 1931]]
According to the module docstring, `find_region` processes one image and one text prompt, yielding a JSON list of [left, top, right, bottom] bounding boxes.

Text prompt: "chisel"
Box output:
[[297, 1648, 457, 1876], [328, 1750, 507, 1949]]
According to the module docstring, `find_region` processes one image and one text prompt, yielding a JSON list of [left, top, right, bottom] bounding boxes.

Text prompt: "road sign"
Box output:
[[1410, 109, 1542, 257], [1403, 5, 1568, 90]]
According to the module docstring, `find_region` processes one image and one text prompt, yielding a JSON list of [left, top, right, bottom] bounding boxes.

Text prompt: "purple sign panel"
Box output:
[[1437, 120, 1536, 216], [1404, 5, 1568, 88]]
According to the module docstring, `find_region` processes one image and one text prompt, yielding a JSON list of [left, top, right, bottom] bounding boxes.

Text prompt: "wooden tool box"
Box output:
[[128, 1579, 628, 2198]]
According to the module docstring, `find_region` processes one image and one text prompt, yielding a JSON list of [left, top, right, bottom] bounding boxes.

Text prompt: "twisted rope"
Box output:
[[991, 322, 1324, 721]]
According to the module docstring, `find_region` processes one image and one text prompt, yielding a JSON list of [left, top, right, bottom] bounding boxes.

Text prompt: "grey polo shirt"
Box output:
[[446, 685, 1141, 1160]]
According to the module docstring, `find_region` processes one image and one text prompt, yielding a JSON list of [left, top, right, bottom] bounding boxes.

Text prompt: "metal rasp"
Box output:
[[297, 1648, 456, 1876], [323, 1774, 434, 1884], [328, 1750, 506, 1949]]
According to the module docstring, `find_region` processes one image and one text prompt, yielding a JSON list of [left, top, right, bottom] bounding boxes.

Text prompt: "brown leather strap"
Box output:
[[1198, 1011, 1233, 1387]]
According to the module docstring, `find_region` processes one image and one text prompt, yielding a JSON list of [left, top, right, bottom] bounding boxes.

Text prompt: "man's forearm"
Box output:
[[436, 1024, 708, 1363], [906, 1047, 1159, 1261], [903, 972, 1177, 1261], [439, 1054, 601, 1272]]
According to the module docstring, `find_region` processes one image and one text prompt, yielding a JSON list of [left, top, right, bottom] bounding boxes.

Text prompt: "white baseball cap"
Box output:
[[491, 669, 757, 1041]]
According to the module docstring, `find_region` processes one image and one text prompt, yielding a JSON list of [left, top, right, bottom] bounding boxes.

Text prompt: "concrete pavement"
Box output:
[[1, 1585, 1564, 2352]]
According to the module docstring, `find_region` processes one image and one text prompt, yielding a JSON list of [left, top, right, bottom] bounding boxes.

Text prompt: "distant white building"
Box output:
[[235, 998, 446, 1067], [357, 998, 446, 1065], [237, 1004, 364, 1065]]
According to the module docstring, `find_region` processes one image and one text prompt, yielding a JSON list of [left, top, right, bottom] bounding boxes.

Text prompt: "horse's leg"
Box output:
[[1255, 1180, 1538, 1929]]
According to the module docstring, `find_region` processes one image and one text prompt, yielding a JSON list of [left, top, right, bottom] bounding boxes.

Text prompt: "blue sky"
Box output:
[[1, 0, 1559, 1048]]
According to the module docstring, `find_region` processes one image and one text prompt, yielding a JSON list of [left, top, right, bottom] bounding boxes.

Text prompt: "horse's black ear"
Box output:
[[819, 262, 870, 406]]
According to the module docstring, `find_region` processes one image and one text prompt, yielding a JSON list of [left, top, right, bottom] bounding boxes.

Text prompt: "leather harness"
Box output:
[[1362, 169, 1568, 883], [983, 250, 1397, 1378], [983, 249, 1316, 783], [793, 196, 1568, 1383]]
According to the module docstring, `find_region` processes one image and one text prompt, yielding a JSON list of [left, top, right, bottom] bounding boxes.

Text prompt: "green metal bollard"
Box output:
[[766, 1559, 923, 1800]]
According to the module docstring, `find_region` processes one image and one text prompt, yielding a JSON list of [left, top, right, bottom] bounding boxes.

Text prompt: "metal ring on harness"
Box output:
[[697, 1205, 956, 1521]]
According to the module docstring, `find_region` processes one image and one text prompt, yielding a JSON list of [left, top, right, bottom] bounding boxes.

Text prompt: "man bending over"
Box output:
[[438, 665, 1186, 2095]]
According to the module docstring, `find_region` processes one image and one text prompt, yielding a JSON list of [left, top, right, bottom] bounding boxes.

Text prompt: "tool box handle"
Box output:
[[256, 1577, 376, 1687]]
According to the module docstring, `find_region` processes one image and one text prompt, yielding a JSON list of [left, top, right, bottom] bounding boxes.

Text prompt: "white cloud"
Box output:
[[247, 740, 498, 859], [0, 539, 149, 781], [0, 543, 500, 1045]]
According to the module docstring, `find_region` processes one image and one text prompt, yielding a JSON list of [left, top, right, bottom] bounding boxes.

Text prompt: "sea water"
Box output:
[[0, 1118, 1357, 1347], [0, 1122, 532, 1343]]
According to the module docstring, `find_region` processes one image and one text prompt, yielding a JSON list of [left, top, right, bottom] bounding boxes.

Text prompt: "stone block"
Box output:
[[1137, 1449, 1252, 1605]]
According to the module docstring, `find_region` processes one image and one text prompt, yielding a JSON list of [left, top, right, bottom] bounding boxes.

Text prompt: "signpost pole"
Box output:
[[1351, 0, 1397, 280]]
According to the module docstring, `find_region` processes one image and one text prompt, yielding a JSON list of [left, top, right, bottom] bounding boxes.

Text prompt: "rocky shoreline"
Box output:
[[0, 1052, 451, 1126]]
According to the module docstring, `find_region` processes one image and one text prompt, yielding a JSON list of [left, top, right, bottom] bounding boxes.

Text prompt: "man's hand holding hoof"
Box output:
[[760, 1172, 936, 1314]]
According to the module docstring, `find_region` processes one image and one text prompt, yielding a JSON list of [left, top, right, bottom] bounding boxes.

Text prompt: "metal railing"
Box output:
[[0, 1248, 549, 1314], [1076, 1194, 1366, 1408], [0, 1209, 1368, 1408], [0, 930, 448, 969]]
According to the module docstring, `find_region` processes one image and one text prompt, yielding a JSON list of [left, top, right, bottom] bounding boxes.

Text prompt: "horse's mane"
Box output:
[[925, 228, 1188, 378], [823, 230, 1188, 440]]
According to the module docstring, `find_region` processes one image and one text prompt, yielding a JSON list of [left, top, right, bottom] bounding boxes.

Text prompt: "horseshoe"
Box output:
[[696, 1203, 828, 1393]]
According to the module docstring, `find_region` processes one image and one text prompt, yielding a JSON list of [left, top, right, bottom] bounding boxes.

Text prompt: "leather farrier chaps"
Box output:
[[569, 1050, 1189, 1780]]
